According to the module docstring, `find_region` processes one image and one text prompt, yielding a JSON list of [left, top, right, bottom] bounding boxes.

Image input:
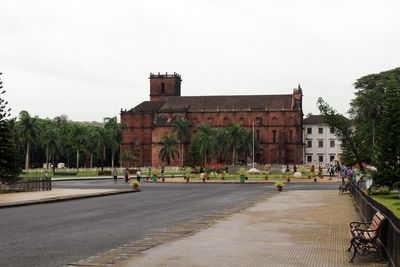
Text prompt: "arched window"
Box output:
[[208, 118, 213, 123], [272, 117, 277, 121]]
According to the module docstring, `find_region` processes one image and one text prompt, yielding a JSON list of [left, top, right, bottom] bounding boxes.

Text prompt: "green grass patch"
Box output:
[[372, 194, 400, 218]]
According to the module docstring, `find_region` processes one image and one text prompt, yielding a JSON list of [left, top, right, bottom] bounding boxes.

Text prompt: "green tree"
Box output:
[[226, 122, 247, 165], [214, 128, 229, 163], [157, 133, 179, 166], [192, 122, 215, 165], [104, 116, 128, 168], [70, 124, 87, 169], [0, 74, 21, 181], [184, 142, 202, 168], [18, 110, 39, 170], [42, 123, 63, 172], [120, 150, 138, 167], [95, 126, 110, 170], [85, 127, 100, 169], [171, 117, 191, 167], [373, 77, 400, 186], [317, 97, 368, 172]]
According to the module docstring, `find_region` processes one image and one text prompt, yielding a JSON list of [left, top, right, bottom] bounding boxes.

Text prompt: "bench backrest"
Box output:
[[366, 212, 386, 239]]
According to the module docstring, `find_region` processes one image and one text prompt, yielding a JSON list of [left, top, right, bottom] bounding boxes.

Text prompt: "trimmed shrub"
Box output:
[[54, 172, 77, 176], [370, 188, 391, 195], [97, 170, 111, 176]]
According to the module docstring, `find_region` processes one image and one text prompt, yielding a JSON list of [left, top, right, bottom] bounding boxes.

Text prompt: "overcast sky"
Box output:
[[1, 0, 399, 122]]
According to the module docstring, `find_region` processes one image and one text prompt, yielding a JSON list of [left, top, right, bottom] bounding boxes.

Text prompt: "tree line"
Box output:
[[2, 105, 126, 174], [156, 118, 259, 168], [317, 67, 400, 187]]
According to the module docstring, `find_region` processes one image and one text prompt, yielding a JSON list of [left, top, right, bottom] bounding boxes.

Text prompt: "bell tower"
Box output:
[[149, 72, 182, 101]]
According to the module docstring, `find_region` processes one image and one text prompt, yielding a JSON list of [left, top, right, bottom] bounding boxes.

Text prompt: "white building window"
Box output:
[[307, 140, 312, 147], [307, 155, 312, 162], [307, 127, 312, 134], [330, 140, 335, 147], [319, 155, 323, 162], [318, 140, 323, 147], [318, 127, 323, 134]]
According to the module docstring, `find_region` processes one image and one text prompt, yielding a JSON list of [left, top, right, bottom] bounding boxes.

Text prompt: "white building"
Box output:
[[303, 115, 342, 165]]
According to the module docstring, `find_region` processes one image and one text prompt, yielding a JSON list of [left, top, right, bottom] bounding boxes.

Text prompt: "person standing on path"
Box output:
[[148, 166, 152, 178], [348, 166, 354, 180], [124, 168, 129, 184], [136, 168, 142, 182], [113, 168, 118, 184]]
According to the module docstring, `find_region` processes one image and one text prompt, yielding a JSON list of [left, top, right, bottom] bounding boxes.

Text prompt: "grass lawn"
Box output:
[[371, 194, 400, 218]]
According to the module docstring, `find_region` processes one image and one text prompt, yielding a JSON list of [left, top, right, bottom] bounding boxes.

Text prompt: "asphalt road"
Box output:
[[0, 180, 339, 267]]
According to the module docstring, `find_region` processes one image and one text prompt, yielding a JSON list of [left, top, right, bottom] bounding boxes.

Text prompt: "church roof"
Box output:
[[159, 95, 293, 112], [130, 101, 165, 113]]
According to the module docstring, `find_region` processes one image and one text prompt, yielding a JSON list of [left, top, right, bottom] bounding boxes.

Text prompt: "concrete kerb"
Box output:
[[0, 189, 140, 209]]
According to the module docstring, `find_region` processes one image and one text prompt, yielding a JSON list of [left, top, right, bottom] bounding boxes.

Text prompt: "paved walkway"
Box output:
[[115, 190, 387, 267], [0, 188, 136, 208]]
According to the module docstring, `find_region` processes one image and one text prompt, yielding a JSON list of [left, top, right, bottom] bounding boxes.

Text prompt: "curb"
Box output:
[[0, 189, 140, 209]]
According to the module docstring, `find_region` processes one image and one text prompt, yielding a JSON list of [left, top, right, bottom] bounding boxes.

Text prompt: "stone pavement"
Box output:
[[0, 188, 136, 208], [115, 190, 387, 267]]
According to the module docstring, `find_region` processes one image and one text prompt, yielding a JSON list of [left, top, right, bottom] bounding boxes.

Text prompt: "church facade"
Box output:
[[120, 73, 304, 167]]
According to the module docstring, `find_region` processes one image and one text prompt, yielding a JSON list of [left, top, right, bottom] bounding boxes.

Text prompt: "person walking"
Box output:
[[113, 168, 118, 184], [348, 166, 354, 180], [136, 168, 142, 183], [293, 164, 297, 174], [311, 165, 315, 173], [124, 168, 129, 184], [148, 165, 152, 178]]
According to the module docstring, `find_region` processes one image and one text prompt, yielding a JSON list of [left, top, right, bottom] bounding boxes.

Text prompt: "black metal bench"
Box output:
[[338, 182, 351, 194], [348, 211, 386, 263]]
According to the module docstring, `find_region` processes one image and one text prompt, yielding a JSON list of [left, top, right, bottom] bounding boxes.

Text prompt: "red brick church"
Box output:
[[120, 73, 304, 167]]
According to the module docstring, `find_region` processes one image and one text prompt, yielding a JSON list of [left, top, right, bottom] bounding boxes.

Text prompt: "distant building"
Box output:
[[120, 72, 304, 167], [303, 115, 342, 165]]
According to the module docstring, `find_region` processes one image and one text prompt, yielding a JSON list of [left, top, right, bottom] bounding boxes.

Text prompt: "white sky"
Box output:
[[1, 0, 399, 122]]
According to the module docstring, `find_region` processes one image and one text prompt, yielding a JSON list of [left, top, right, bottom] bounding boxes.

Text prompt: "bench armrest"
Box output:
[[350, 221, 370, 230], [350, 228, 378, 240]]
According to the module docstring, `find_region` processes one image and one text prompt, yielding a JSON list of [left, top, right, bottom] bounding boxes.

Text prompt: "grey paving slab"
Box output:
[[115, 190, 387, 267]]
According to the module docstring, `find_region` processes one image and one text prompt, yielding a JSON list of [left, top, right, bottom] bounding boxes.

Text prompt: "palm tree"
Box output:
[[192, 122, 215, 165], [95, 126, 112, 170], [351, 89, 381, 146], [226, 122, 247, 165], [18, 111, 39, 170], [86, 127, 100, 169], [42, 123, 63, 171], [104, 117, 128, 168], [120, 150, 138, 167], [157, 133, 179, 166], [70, 124, 87, 169], [171, 117, 191, 167], [214, 128, 229, 163]]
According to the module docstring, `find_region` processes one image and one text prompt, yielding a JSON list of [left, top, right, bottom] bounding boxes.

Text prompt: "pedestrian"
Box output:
[[286, 165, 290, 175], [293, 164, 297, 174], [341, 170, 345, 184], [124, 168, 129, 184], [136, 168, 142, 182], [311, 165, 315, 173], [336, 164, 341, 179], [348, 166, 354, 180], [161, 166, 165, 176], [318, 165, 322, 177], [344, 166, 348, 177], [113, 168, 118, 184], [148, 165, 152, 177]]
